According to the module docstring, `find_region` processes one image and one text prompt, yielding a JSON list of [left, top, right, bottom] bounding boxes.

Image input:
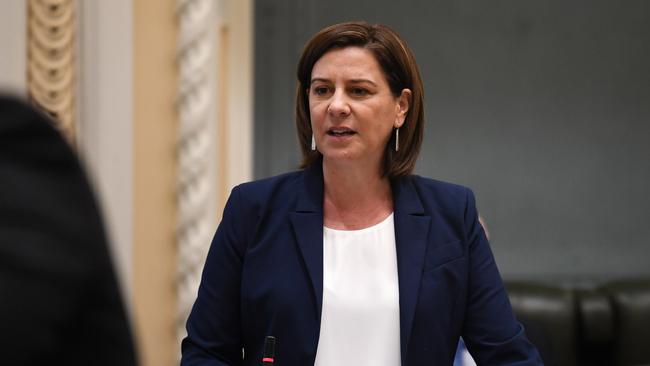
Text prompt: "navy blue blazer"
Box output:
[[181, 162, 542, 365]]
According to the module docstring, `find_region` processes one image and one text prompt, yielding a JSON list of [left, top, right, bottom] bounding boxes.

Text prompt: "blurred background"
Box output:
[[1, 0, 648, 365]]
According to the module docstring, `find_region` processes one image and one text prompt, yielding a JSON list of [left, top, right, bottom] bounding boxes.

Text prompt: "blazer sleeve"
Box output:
[[461, 188, 543, 365], [181, 186, 248, 366]]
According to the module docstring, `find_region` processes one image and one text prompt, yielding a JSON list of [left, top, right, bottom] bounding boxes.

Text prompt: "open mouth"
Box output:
[[327, 128, 356, 137]]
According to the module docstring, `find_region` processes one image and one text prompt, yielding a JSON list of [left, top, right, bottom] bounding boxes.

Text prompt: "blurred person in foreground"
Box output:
[[0, 95, 137, 365], [182, 21, 542, 365]]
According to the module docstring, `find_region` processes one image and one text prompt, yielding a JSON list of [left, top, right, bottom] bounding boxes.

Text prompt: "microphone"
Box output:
[[262, 336, 276, 365]]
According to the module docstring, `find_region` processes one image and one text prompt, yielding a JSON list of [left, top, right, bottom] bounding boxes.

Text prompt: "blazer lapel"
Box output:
[[392, 176, 430, 364], [289, 164, 324, 320]]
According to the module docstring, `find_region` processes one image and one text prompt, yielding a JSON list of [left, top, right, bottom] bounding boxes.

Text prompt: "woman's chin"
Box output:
[[321, 150, 358, 164], [321, 149, 378, 168]]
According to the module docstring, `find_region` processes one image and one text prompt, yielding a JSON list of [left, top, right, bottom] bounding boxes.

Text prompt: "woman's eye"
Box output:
[[313, 87, 329, 95], [350, 87, 368, 96]]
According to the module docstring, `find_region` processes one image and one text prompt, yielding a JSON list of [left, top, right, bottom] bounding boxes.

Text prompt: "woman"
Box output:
[[181, 21, 542, 366]]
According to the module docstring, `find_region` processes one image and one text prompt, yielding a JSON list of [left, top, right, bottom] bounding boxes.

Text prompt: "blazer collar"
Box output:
[[294, 161, 324, 213], [289, 162, 430, 365], [391, 175, 431, 364], [289, 163, 325, 323]]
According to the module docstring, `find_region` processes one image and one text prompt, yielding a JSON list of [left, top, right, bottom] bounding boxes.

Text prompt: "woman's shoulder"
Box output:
[[408, 175, 473, 199], [403, 175, 477, 214], [236, 169, 303, 192], [230, 169, 306, 211], [409, 174, 469, 191]]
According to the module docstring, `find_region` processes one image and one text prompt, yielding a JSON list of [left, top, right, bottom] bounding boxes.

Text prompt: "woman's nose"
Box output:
[[327, 90, 351, 117]]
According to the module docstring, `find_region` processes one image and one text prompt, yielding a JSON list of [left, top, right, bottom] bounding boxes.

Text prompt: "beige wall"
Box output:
[[133, 0, 178, 364], [0, 1, 26, 94]]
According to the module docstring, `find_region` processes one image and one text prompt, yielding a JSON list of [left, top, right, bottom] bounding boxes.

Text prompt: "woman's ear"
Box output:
[[395, 88, 411, 128]]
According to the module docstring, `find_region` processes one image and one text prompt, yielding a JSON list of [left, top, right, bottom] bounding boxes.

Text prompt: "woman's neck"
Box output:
[[322, 158, 393, 230]]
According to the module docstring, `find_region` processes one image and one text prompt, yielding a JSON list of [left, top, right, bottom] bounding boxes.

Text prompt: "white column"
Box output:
[[176, 0, 220, 343], [77, 0, 134, 309], [174, 0, 254, 344]]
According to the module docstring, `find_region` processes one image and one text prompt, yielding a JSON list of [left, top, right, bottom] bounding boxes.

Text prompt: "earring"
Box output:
[[311, 134, 316, 151], [395, 128, 399, 152]]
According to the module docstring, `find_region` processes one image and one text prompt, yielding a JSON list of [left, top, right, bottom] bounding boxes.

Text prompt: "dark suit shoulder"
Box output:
[[231, 170, 305, 215], [410, 175, 470, 196], [237, 170, 303, 194], [409, 175, 472, 211]]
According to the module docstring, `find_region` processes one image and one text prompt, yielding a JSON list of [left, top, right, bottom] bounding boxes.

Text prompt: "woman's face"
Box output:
[[308, 46, 410, 170]]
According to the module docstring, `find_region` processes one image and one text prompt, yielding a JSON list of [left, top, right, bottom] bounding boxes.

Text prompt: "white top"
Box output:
[[314, 213, 401, 366]]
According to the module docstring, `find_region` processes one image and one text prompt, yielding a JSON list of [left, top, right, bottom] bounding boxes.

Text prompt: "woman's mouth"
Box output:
[[327, 128, 356, 136]]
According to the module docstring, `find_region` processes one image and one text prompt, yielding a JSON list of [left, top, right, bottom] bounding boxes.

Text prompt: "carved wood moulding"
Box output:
[[27, 0, 76, 142]]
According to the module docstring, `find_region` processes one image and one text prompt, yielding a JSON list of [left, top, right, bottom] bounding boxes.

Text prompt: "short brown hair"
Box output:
[[295, 21, 425, 177]]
